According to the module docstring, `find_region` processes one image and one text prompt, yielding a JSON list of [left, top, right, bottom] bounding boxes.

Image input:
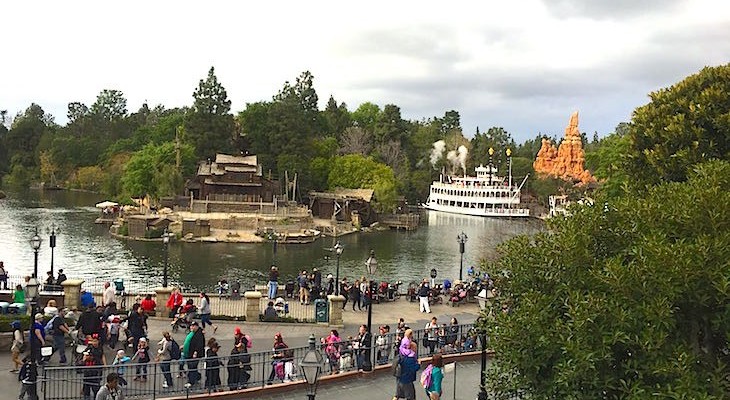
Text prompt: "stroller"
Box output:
[[284, 280, 296, 298], [274, 297, 288, 317], [449, 285, 468, 307], [407, 281, 419, 302], [171, 301, 197, 333]]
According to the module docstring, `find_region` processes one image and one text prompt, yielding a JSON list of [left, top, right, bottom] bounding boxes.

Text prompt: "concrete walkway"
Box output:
[[0, 298, 482, 400]]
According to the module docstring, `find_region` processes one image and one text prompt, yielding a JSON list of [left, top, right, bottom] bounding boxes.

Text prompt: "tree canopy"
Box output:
[[484, 160, 730, 399]]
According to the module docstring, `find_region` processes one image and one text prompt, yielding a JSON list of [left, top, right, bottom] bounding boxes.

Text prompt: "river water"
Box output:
[[0, 189, 542, 292]]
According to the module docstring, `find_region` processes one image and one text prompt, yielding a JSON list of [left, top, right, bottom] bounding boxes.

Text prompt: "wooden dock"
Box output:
[[380, 213, 420, 231]]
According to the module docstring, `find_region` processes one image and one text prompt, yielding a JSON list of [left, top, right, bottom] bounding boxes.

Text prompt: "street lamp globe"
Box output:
[[30, 232, 42, 251], [26, 277, 40, 301], [163, 230, 170, 244], [300, 334, 324, 399], [334, 241, 343, 256]]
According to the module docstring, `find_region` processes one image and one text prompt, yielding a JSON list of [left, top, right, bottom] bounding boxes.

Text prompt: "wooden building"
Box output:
[[308, 188, 377, 226], [126, 215, 172, 238], [185, 153, 278, 202]]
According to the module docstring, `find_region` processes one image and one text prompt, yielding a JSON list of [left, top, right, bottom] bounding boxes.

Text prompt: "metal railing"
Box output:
[[40, 323, 478, 400]]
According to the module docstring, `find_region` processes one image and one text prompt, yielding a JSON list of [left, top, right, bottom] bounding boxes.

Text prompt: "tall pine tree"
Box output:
[[185, 67, 235, 159]]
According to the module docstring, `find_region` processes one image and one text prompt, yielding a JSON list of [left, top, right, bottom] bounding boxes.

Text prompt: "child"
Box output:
[[107, 315, 121, 349], [131, 337, 150, 382], [437, 324, 447, 349], [10, 320, 23, 372], [112, 349, 130, 386], [18, 357, 36, 400]]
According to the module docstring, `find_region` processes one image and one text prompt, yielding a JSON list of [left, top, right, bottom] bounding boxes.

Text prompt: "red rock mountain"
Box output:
[[533, 112, 595, 184]]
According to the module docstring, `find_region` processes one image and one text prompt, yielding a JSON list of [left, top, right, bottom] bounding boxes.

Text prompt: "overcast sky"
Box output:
[[2, 0, 729, 142]]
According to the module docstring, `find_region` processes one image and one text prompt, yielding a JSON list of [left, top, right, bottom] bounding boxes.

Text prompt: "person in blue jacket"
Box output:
[[393, 341, 420, 400]]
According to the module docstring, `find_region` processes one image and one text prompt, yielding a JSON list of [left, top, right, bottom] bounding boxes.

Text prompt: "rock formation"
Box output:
[[533, 111, 595, 184]]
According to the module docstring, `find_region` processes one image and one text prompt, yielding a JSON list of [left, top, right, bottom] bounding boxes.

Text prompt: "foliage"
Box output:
[[483, 160, 730, 399], [120, 142, 195, 199], [585, 129, 632, 198], [626, 64, 730, 187], [0, 314, 31, 332], [185, 67, 235, 159], [68, 166, 106, 191], [328, 154, 398, 212]]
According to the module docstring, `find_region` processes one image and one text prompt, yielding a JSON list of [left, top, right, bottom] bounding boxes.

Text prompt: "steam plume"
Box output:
[[429, 140, 446, 167]]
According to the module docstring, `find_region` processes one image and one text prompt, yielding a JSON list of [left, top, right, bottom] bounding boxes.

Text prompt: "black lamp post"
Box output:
[[476, 288, 492, 400], [162, 228, 172, 287], [30, 228, 42, 279], [300, 334, 324, 400], [268, 231, 279, 265], [28, 235, 41, 400], [365, 250, 377, 333], [457, 232, 468, 281], [49, 227, 57, 276], [334, 242, 343, 296]]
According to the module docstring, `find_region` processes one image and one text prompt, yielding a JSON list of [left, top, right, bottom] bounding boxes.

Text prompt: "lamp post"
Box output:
[[365, 250, 377, 336], [268, 231, 279, 265], [300, 334, 324, 400], [27, 247, 41, 400], [457, 232, 468, 281], [49, 226, 57, 276], [162, 229, 172, 287], [334, 242, 343, 296], [476, 288, 492, 400], [30, 228, 42, 279], [488, 147, 494, 186]]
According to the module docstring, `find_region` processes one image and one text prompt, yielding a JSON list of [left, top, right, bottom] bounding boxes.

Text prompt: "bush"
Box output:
[[0, 314, 31, 332]]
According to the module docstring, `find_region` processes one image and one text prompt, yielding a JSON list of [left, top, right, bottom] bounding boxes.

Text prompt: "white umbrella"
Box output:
[[95, 201, 119, 208]]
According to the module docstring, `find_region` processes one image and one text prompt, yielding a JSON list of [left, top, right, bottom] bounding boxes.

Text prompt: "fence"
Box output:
[[40, 323, 478, 400]]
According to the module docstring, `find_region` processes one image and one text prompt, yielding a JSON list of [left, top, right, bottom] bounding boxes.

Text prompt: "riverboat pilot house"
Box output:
[[185, 153, 278, 202]]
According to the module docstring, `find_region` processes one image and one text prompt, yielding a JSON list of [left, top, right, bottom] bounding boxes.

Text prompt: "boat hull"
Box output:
[[423, 202, 530, 218]]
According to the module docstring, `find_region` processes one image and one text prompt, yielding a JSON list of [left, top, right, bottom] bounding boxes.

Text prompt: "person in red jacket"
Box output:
[[140, 294, 157, 314], [166, 288, 184, 318]]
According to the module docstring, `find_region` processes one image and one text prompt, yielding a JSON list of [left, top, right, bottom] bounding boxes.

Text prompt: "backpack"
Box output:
[[244, 334, 253, 349], [420, 364, 433, 389], [44, 315, 58, 336], [391, 355, 402, 378], [169, 339, 181, 360]]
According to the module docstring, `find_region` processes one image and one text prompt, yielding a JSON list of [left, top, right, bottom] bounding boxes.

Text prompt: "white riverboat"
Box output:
[[424, 164, 530, 218]]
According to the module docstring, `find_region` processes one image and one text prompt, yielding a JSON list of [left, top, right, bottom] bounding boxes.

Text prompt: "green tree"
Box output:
[[627, 64, 730, 187], [328, 154, 398, 212], [185, 66, 235, 159], [351, 102, 381, 132], [121, 141, 195, 198], [90, 89, 128, 122], [484, 160, 730, 399], [237, 101, 274, 172], [322, 96, 351, 138], [373, 104, 407, 145]]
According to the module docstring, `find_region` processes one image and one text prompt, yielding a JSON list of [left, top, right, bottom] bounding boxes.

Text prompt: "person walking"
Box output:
[[267, 266, 279, 299], [95, 372, 124, 400], [10, 320, 23, 372], [198, 292, 217, 333], [30, 314, 45, 365], [184, 322, 205, 388], [156, 331, 174, 389], [425, 354, 445, 400], [126, 304, 147, 351], [393, 340, 420, 400], [349, 280, 362, 312], [49, 309, 70, 364], [324, 329, 342, 374], [18, 356, 37, 400], [340, 278, 350, 310], [418, 279, 431, 314]]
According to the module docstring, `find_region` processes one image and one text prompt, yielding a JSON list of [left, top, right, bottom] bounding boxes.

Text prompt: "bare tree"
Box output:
[[339, 126, 372, 156], [376, 140, 407, 175]]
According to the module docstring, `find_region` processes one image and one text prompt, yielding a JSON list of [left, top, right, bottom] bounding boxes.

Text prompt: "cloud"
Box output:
[[541, 0, 685, 19]]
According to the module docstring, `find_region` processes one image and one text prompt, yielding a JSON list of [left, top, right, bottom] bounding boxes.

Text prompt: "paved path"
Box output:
[[0, 298, 482, 400], [256, 360, 484, 400]]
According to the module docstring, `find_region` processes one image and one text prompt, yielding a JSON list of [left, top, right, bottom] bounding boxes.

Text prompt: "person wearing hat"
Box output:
[[233, 326, 248, 349], [30, 313, 46, 364], [10, 320, 23, 372]]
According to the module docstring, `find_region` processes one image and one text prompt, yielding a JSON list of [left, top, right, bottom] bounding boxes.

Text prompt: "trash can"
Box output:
[[314, 298, 328, 323]]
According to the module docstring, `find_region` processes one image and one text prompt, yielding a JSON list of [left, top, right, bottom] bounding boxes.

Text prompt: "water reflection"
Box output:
[[0, 190, 542, 291]]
